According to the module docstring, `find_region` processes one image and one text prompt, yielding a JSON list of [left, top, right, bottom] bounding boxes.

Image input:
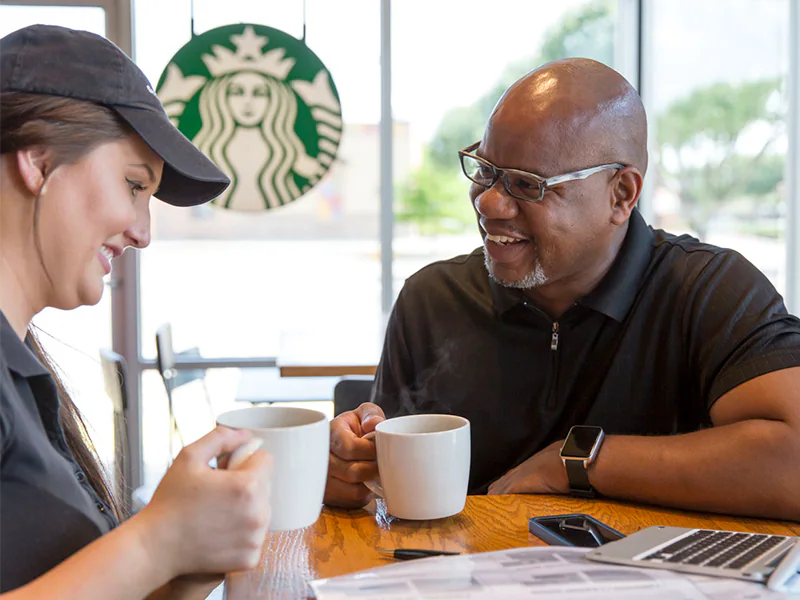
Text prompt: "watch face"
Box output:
[[561, 426, 603, 458]]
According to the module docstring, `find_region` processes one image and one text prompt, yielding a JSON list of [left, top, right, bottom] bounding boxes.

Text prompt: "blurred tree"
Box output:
[[397, 0, 615, 233], [656, 78, 785, 237], [395, 150, 475, 234], [399, 2, 785, 239]]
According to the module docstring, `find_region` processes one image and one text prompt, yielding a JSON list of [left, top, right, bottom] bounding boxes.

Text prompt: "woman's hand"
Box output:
[[134, 427, 272, 579], [146, 574, 223, 600]]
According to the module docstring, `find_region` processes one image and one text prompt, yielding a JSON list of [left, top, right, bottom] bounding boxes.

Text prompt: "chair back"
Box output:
[[100, 348, 127, 413], [333, 377, 374, 416], [99, 348, 132, 515], [155, 323, 176, 390], [154, 323, 216, 456], [155, 323, 205, 389]]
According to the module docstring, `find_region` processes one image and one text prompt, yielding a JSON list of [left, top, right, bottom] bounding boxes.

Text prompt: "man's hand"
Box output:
[[323, 403, 386, 508], [487, 440, 569, 495]]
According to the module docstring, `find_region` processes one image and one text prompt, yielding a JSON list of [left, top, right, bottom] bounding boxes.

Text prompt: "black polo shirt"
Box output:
[[0, 312, 116, 592], [373, 210, 800, 495]]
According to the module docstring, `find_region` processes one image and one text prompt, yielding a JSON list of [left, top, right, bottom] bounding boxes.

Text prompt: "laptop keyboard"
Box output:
[[641, 530, 786, 570]]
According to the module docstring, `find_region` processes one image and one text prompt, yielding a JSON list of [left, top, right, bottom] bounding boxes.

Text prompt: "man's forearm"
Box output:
[[589, 419, 800, 521]]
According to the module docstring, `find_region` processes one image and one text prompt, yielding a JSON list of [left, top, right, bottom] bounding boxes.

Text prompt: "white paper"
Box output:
[[310, 546, 796, 599]]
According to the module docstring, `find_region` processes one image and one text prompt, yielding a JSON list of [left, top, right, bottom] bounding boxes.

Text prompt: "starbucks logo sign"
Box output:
[[156, 24, 342, 211]]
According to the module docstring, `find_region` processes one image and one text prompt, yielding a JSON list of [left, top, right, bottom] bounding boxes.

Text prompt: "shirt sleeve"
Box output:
[[371, 287, 417, 418], [0, 360, 14, 458], [683, 249, 800, 408]]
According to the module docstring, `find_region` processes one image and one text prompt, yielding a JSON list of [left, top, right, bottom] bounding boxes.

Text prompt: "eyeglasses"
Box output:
[[458, 142, 626, 203]]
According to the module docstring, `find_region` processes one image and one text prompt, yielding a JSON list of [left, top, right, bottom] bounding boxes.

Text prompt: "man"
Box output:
[[325, 58, 800, 520]]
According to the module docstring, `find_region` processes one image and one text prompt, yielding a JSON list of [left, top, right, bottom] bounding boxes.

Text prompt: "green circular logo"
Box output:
[[156, 24, 342, 211]]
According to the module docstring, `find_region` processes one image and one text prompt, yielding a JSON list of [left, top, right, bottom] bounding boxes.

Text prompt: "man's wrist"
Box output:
[[560, 426, 605, 497], [553, 442, 571, 494], [585, 434, 614, 495]]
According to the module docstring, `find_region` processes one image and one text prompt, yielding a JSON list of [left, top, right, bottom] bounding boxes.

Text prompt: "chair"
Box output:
[[99, 349, 131, 515], [99, 349, 154, 514], [333, 377, 374, 416], [155, 323, 215, 458]]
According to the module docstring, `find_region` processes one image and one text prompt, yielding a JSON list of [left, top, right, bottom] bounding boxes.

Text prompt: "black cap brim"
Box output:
[[114, 105, 230, 207]]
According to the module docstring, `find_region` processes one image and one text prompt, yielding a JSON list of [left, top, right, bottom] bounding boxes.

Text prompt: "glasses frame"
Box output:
[[458, 142, 626, 203]]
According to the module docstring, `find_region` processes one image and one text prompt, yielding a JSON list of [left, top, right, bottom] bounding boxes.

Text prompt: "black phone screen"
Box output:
[[529, 514, 625, 547]]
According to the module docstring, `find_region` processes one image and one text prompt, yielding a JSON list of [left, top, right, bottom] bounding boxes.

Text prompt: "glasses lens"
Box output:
[[506, 173, 543, 201], [461, 155, 495, 186]]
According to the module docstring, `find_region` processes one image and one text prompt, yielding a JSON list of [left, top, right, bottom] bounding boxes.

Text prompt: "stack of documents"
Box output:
[[310, 546, 798, 599]]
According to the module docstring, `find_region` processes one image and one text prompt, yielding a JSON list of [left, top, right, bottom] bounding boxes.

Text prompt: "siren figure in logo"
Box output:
[[193, 70, 323, 210], [157, 25, 342, 211]]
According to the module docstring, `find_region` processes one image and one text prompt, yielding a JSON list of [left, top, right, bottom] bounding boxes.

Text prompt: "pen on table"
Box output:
[[378, 549, 461, 561]]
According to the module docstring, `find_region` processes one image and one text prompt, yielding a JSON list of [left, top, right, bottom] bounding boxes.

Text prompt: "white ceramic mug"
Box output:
[[366, 414, 470, 520], [216, 406, 329, 531]]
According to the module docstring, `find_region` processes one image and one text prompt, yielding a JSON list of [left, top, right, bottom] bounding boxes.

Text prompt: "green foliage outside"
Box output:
[[394, 150, 476, 235], [396, 0, 616, 233], [397, 0, 786, 239], [656, 79, 785, 237]]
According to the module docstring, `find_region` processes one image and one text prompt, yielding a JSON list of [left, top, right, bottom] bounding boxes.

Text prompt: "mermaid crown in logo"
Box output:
[[202, 26, 295, 79]]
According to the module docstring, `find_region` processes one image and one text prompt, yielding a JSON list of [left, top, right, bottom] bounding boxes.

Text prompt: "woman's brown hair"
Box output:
[[1, 91, 135, 521]]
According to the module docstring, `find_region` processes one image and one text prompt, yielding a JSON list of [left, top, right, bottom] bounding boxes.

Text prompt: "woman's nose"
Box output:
[[125, 204, 151, 249]]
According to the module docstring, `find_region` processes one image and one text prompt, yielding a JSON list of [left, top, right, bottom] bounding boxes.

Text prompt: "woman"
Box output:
[[0, 25, 272, 599]]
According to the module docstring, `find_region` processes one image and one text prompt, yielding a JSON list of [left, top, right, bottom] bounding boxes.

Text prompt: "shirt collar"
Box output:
[[489, 209, 654, 322], [489, 277, 528, 315], [577, 209, 654, 322], [1, 311, 49, 378]]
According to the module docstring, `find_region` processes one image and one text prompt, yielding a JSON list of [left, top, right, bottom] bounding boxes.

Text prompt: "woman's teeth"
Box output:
[[100, 246, 114, 262]]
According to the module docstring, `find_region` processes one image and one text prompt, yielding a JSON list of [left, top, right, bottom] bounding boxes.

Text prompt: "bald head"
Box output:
[[489, 58, 648, 175]]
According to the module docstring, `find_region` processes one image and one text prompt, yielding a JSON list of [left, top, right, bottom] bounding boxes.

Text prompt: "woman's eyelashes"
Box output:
[[125, 178, 146, 198]]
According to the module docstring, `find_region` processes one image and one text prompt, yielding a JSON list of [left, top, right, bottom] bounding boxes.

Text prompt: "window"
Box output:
[[644, 0, 790, 295], [8, 0, 796, 492], [136, 0, 382, 361], [391, 0, 622, 284], [134, 0, 381, 483]]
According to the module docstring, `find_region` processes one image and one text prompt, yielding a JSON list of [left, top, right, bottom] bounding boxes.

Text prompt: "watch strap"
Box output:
[[564, 458, 596, 498]]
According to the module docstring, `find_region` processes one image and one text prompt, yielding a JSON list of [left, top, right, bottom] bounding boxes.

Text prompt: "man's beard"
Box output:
[[483, 246, 548, 289]]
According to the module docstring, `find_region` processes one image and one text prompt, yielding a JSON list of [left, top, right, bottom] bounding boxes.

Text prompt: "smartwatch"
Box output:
[[560, 425, 605, 498]]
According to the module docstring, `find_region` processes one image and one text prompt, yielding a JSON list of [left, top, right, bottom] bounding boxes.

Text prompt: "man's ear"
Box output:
[[15, 147, 51, 197], [609, 166, 643, 226]]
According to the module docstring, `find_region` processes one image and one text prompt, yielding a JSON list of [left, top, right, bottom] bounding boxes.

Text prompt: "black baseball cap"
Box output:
[[0, 24, 229, 206]]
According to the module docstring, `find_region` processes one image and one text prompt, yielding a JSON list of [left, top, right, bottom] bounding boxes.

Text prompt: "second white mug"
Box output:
[[366, 414, 470, 520]]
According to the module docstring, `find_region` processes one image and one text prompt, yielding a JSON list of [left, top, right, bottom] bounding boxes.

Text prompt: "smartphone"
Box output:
[[529, 514, 625, 547]]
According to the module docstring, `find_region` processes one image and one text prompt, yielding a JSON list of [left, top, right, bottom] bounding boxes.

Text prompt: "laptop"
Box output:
[[585, 526, 798, 588]]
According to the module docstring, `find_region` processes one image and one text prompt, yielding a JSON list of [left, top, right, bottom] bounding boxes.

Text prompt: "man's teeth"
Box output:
[[487, 234, 524, 246], [100, 246, 114, 262]]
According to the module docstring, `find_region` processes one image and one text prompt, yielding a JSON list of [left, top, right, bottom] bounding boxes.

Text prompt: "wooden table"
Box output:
[[279, 363, 377, 378], [225, 494, 800, 600], [277, 328, 381, 378]]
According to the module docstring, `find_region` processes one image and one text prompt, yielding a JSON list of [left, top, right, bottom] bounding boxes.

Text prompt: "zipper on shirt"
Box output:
[[550, 322, 560, 351], [547, 321, 560, 408]]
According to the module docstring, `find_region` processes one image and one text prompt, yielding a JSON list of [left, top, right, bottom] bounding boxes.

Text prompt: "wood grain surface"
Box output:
[[225, 494, 800, 599], [278, 365, 378, 378]]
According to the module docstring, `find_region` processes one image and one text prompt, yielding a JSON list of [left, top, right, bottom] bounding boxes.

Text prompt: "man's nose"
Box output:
[[473, 177, 519, 220]]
